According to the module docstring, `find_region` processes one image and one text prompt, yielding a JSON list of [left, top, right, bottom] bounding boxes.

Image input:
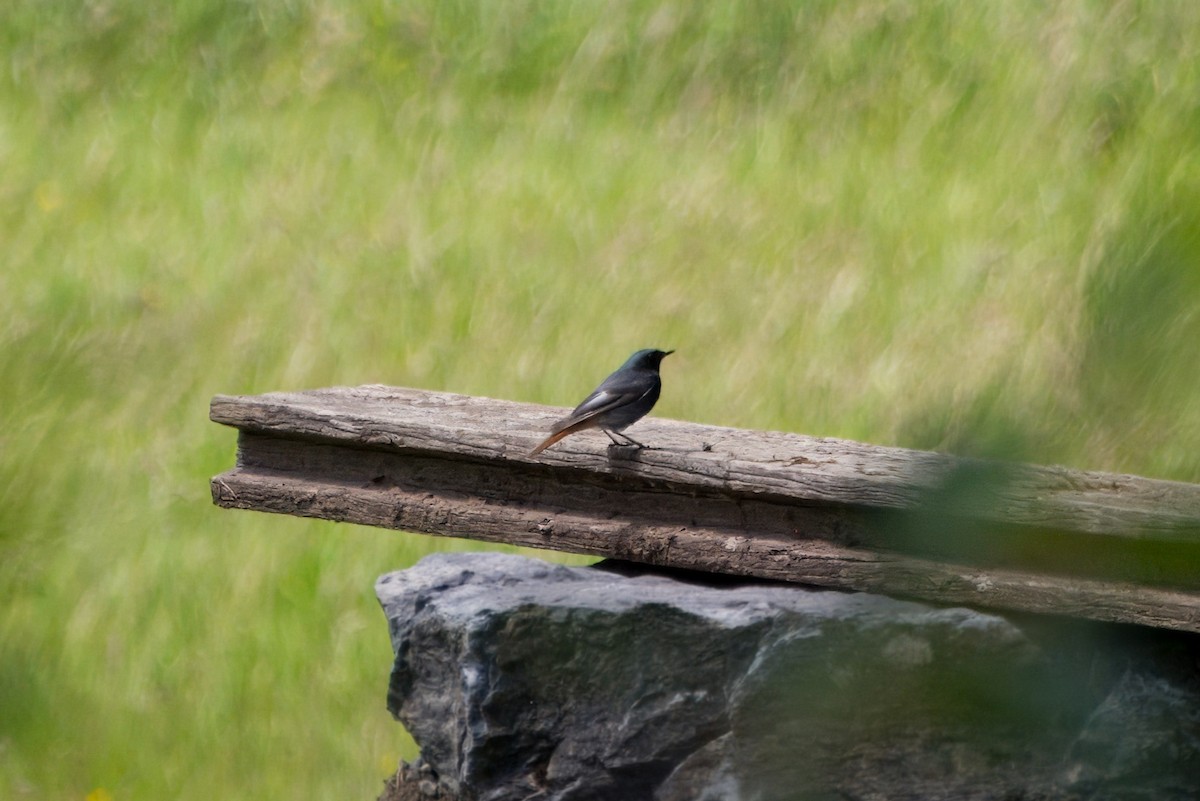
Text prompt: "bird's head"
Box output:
[[622, 348, 674, 371]]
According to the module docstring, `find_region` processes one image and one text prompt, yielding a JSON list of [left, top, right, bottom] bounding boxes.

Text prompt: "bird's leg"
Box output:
[[602, 429, 626, 446], [610, 430, 647, 449]]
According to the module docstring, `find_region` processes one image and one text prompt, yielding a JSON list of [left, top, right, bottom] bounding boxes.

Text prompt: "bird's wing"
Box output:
[[550, 389, 633, 433], [551, 372, 656, 434]]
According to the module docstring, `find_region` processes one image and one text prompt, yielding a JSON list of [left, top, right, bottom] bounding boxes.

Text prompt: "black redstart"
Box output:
[[528, 348, 673, 456]]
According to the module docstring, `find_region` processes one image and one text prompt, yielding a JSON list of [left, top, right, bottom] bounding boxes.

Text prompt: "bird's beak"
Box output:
[[664, 350, 675, 356]]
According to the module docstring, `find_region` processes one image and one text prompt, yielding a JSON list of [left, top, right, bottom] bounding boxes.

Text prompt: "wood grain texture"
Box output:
[[209, 385, 1200, 632]]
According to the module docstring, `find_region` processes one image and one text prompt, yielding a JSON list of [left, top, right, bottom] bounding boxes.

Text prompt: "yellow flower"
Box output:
[[35, 182, 63, 213]]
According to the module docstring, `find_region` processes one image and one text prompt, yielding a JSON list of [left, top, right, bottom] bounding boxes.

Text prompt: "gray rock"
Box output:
[[376, 553, 1200, 801]]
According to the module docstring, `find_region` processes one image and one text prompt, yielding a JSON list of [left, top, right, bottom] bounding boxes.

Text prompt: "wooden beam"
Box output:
[[209, 385, 1200, 633]]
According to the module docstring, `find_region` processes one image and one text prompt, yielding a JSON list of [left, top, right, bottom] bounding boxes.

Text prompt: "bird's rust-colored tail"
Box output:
[[528, 418, 597, 456], [528, 430, 569, 456]]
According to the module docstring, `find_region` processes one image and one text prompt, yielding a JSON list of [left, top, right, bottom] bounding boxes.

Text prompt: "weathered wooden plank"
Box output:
[[209, 385, 1200, 632], [210, 385, 1200, 541]]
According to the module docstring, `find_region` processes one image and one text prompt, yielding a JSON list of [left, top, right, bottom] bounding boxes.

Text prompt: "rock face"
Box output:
[[376, 553, 1200, 801]]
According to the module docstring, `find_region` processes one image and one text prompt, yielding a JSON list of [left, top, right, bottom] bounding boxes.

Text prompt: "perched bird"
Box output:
[[528, 348, 673, 456]]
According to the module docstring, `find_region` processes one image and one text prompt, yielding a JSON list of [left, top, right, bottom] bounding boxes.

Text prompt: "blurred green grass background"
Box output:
[[2, 1, 1199, 798]]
